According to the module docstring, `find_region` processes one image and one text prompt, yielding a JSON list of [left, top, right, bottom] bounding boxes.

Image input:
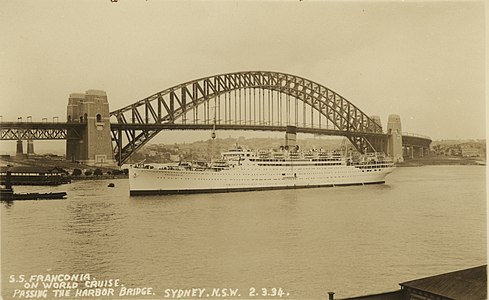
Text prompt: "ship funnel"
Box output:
[[285, 126, 297, 147]]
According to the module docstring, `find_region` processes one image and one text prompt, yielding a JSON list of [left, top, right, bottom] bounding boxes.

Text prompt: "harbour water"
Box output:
[[1, 165, 486, 299]]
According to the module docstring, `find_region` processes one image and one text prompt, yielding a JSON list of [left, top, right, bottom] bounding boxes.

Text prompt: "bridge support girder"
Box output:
[[27, 140, 34, 156], [16, 140, 24, 158], [403, 145, 430, 159]]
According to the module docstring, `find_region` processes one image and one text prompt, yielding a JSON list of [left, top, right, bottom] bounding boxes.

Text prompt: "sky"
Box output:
[[0, 0, 486, 154]]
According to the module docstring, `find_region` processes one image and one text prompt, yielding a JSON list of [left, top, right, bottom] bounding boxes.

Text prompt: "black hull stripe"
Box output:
[[130, 181, 386, 196]]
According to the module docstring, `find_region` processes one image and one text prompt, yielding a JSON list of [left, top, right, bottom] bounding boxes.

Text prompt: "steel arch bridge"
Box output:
[[110, 71, 386, 163]]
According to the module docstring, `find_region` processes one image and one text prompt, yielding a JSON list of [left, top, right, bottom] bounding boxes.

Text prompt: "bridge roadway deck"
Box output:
[[402, 135, 432, 148], [110, 123, 388, 138], [0, 122, 431, 148], [0, 122, 387, 138], [0, 122, 85, 140]]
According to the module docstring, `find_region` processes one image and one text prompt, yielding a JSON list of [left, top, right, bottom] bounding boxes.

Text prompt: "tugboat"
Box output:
[[0, 171, 67, 201]]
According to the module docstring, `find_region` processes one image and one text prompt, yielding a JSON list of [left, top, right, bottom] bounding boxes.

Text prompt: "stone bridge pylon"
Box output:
[[66, 90, 116, 166]]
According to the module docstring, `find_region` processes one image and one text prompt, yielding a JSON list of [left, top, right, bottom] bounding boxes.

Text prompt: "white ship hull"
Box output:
[[129, 163, 395, 195]]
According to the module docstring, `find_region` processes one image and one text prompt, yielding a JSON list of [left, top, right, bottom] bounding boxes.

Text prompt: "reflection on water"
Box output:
[[1, 166, 486, 299]]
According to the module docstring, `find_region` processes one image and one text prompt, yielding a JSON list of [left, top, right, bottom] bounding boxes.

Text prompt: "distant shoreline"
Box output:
[[398, 156, 486, 167]]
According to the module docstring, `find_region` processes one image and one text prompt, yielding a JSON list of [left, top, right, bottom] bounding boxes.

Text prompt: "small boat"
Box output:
[[0, 188, 67, 201]]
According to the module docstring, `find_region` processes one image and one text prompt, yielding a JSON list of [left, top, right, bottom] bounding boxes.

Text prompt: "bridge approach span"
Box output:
[[0, 122, 84, 140]]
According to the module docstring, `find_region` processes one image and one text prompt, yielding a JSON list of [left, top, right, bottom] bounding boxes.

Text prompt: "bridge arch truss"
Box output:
[[110, 71, 384, 164]]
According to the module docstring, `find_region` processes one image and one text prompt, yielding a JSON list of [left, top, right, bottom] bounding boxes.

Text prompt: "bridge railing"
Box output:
[[0, 116, 62, 122], [402, 132, 431, 140]]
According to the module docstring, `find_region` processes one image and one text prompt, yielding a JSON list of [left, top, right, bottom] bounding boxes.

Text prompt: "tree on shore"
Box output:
[[72, 168, 82, 176], [111, 169, 121, 175]]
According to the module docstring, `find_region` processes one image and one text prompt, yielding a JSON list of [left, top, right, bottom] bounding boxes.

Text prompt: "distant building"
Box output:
[[451, 147, 461, 156], [461, 147, 480, 157], [337, 265, 486, 300]]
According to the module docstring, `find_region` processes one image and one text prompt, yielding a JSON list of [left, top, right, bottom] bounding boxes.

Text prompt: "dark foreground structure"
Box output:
[[0, 170, 67, 201], [0, 166, 70, 185], [334, 265, 487, 300]]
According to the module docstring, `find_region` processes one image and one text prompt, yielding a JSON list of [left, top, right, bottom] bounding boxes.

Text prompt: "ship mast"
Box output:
[[209, 107, 216, 162]]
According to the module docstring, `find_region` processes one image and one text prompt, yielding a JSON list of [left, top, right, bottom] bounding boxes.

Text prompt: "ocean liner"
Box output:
[[129, 138, 395, 195]]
